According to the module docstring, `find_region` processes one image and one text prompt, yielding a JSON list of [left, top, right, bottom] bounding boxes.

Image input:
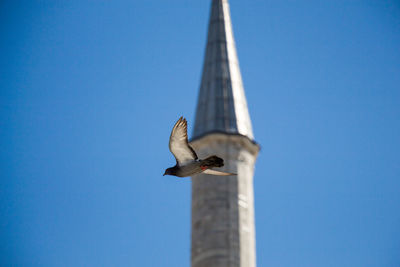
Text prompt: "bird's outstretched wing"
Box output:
[[169, 117, 198, 166], [203, 169, 237, 176]]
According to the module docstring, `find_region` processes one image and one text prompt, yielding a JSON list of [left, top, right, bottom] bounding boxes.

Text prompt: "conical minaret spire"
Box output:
[[193, 0, 254, 140], [190, 1, 259, 267]]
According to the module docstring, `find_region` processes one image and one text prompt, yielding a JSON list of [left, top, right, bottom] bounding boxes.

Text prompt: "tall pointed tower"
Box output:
[[190, 1, 259, 266]]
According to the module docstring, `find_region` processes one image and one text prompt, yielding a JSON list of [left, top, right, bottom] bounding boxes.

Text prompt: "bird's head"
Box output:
[[163, 167, 174, 176]]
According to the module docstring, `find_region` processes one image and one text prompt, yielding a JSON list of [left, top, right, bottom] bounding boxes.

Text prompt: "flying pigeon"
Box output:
[[163, 117, 236, 177]]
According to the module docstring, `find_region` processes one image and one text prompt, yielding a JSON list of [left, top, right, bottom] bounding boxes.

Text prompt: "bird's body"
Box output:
[[165, 155, 224, 177], [164, 117, 235, 177]]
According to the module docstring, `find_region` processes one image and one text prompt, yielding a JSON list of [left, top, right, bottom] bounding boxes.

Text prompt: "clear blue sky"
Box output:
[[1, 1, 400, 266]]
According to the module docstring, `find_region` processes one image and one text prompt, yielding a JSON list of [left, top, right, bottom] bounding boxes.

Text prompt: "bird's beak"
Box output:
[[163, 173, 166, 176]]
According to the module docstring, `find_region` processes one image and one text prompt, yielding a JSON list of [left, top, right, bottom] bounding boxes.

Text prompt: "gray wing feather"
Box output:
[[169, 117, 198, 165], [203, 169, 237, 176]]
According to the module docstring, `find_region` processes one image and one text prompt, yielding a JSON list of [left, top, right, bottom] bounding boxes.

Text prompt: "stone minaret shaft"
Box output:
[[190, 1, 259, 267]]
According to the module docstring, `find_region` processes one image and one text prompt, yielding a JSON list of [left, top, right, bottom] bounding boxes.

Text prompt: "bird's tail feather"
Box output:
[[201, 155, 224, 168]]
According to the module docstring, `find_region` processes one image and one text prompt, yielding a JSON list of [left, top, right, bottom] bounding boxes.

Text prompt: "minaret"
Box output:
[[190, 1, 259, 267]]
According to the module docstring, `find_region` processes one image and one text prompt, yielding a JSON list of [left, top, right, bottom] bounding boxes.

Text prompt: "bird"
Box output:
[[163, 117, 236, 177]]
